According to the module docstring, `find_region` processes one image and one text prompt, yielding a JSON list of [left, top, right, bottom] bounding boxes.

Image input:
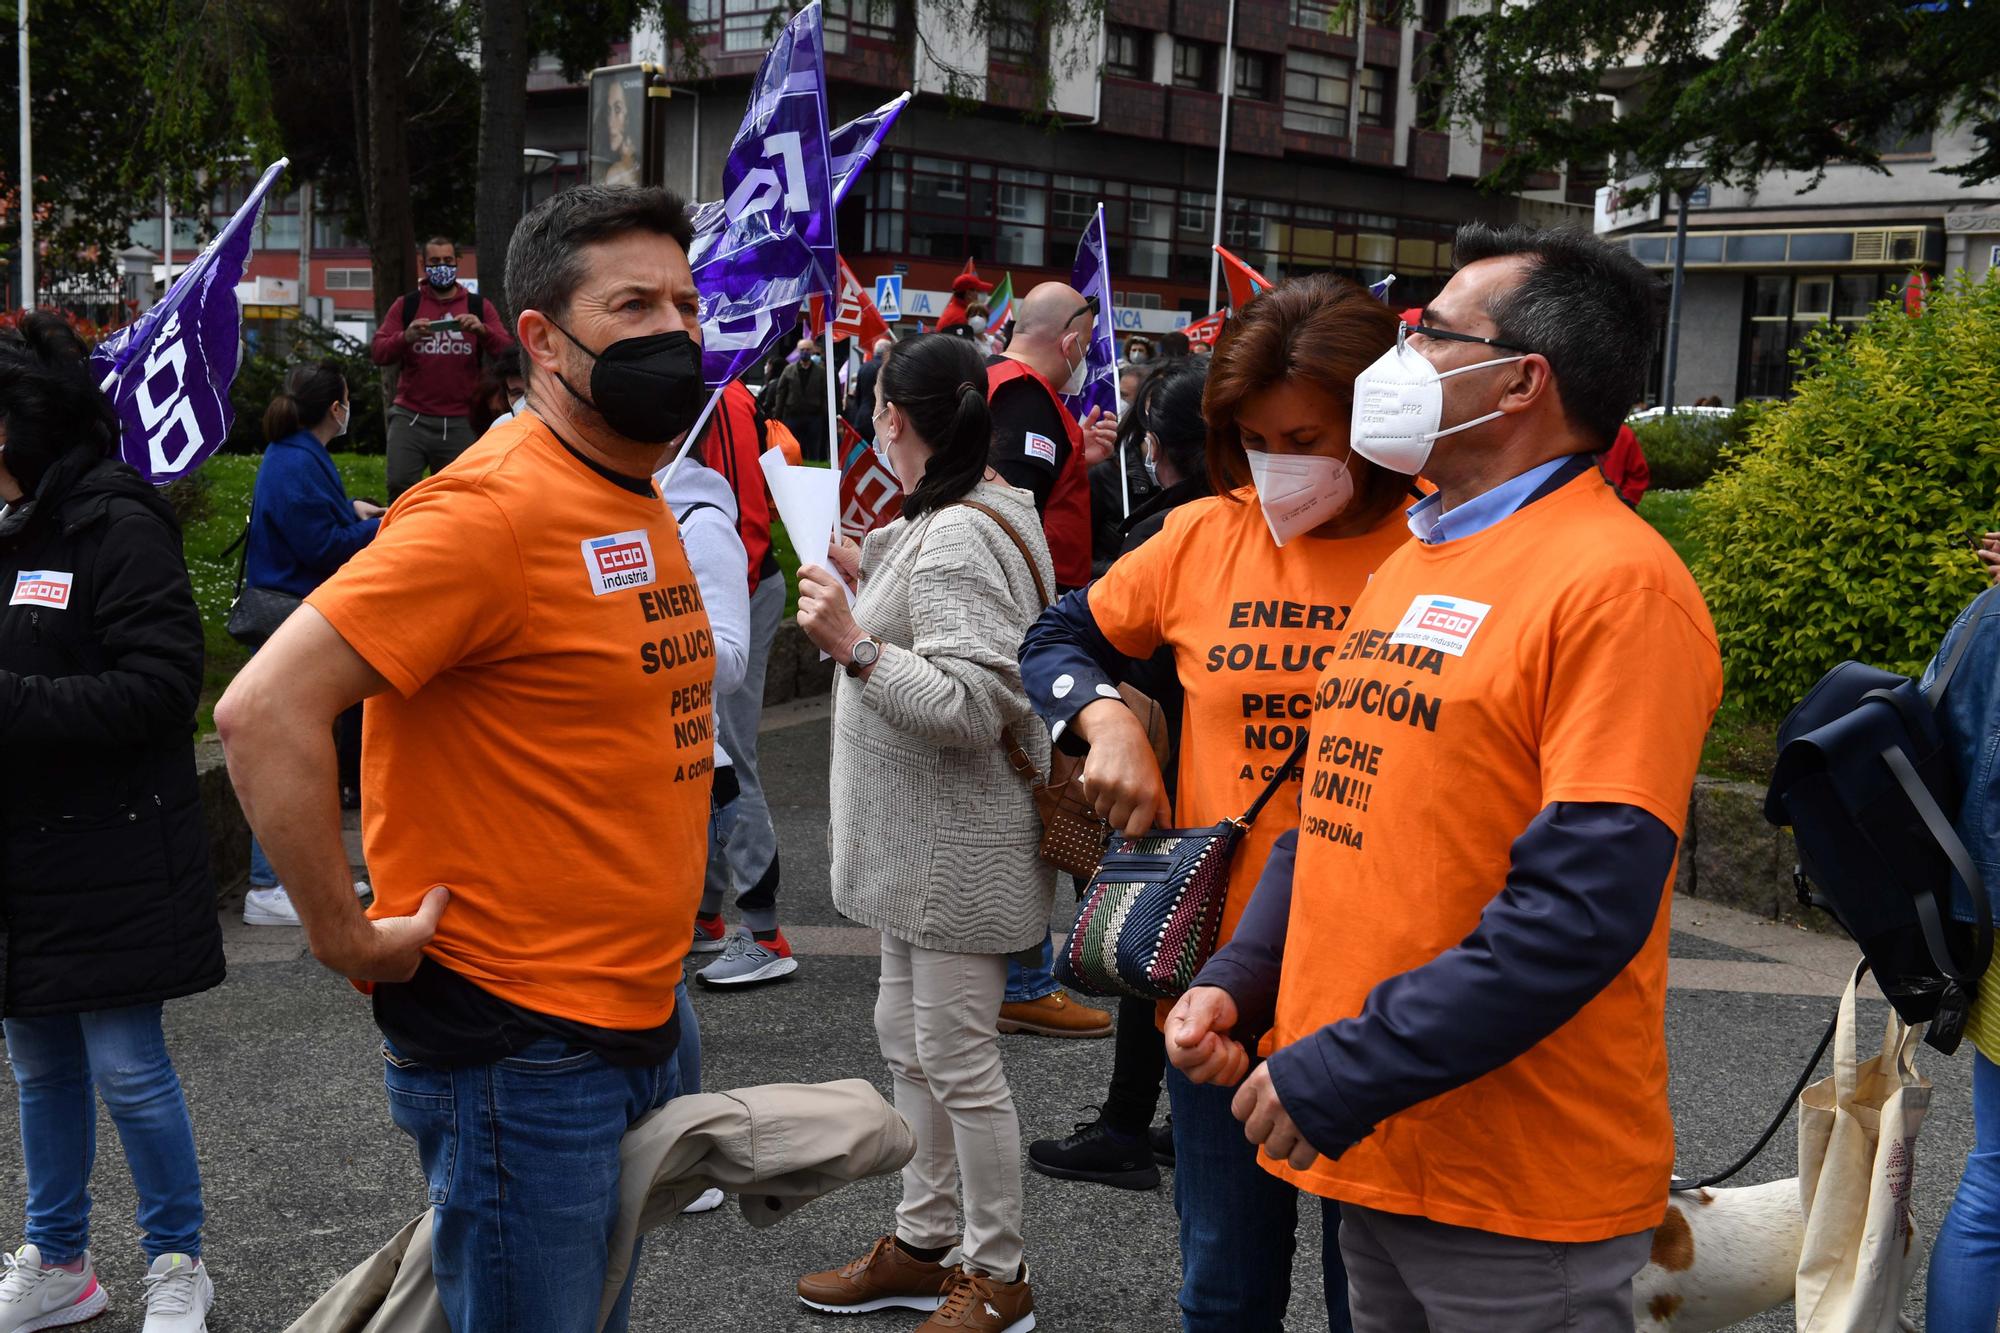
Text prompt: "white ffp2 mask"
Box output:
[[1349, 331, 1526, 475], [1244, 448, 1353, 546]]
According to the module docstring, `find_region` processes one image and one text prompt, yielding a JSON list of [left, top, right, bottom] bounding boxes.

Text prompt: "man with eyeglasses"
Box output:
[[981, 281, 1120, 1040], [1168, 225, 1723, 1332]]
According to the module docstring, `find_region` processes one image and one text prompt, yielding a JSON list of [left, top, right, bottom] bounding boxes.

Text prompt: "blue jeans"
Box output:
[[3, 1003, 205, 1263], [1929, 1050, 2000, 1331], [382, 1034, 681, 1333], [1004, 934, 1061, 1004], [249, 833, 277, 888], [673, 980, 701, 1096], [1166, 1066, 1350, 1333]]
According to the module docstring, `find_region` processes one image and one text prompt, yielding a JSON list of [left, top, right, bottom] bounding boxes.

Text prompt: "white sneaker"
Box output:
[[140, 1253, 212, 1333], [241, 886, 299, 927], [242, 881, 370, 926], [0, 1244, 108, 1332], [682, 1187, 725, 1215]]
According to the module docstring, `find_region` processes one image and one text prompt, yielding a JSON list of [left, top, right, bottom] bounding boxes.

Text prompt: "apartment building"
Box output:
[[128, 1, 1585, 341]]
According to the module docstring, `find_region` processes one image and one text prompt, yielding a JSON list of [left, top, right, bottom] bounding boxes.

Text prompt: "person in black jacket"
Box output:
[[0, 313, 222, 1330], [1026, 354, 1212, 1191]]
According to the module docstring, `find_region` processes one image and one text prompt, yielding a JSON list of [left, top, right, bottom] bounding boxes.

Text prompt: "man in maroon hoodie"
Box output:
[[369, 236, 516, 500]]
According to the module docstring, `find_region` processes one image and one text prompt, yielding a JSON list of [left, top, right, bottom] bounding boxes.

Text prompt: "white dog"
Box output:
[[1632, 1179, 1920, 1331], [1633, 1180, 1802, 1331]]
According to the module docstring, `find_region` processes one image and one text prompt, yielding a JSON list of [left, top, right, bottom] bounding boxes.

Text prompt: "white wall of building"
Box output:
[[913, 6, 987, 101]]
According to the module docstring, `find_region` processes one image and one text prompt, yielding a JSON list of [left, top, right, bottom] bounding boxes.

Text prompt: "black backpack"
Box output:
[[1764, 586, 1998, 1054], [401, 289, 488, 329]]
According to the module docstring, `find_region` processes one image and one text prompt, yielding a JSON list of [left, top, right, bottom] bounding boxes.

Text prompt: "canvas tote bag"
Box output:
[[1794, 964, 1932, 1331]]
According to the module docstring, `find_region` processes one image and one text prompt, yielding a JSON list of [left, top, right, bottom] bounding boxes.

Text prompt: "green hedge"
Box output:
[[1690, 274, 2000, 718], [1632, 405, 1763, 490], [224, 322, 388, 456]]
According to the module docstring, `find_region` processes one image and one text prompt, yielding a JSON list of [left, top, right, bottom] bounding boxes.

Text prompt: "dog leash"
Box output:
[[1668, 960, 1858, 1193]]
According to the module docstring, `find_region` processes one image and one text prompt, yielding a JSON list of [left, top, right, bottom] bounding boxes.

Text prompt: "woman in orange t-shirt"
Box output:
[[1018, 274, 1407, 1333]]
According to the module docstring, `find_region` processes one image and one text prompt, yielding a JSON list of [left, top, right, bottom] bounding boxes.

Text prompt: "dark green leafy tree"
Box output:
[[1366, 0, 2000, 202]]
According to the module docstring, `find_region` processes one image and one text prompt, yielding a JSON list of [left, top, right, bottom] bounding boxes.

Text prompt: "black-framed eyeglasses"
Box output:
[[1063, 294, 1100, 331], [1400, 321, 1532, 355]]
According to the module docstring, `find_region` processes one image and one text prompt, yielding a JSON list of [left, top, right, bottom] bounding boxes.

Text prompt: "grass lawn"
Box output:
[[183, 452, 388, 735]]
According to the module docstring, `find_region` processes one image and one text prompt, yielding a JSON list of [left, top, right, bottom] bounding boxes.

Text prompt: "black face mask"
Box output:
[[551, 323, 706, 445]]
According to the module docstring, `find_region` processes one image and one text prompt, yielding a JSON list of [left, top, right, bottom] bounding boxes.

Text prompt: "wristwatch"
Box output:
[[845, 636, 882, 678]]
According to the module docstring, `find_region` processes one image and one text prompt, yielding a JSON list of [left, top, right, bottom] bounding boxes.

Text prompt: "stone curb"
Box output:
[[1680, 777, 1828, 929]]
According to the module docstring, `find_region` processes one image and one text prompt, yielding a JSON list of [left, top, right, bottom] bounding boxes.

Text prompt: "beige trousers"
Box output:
[[874, 933, 1024, 1279]]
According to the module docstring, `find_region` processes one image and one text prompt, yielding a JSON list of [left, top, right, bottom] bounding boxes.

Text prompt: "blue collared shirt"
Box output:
[[1405, 455, 1571, 545]]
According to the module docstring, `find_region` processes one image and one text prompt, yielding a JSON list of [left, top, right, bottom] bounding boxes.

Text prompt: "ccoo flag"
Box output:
[[1062, 203, 1120, 421], [689, 1, 836, 388], [91, 158, 289, 485]]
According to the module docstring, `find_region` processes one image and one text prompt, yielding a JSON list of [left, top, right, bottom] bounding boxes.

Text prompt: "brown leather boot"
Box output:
[[918, 1265, 1035, 1332], [797, 1235, 955, 1314], [996, 991, 1111, 1038]]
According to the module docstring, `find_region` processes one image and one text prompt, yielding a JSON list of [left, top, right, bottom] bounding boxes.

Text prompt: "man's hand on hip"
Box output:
[[312, 885, 450, 982]]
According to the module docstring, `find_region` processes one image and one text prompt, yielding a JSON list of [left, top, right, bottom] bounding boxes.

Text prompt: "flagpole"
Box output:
[[657, 383, 729, 490], [1206, 0, 1237, 314], [17, 0, 33, 312], [822, 305, 838, 468]]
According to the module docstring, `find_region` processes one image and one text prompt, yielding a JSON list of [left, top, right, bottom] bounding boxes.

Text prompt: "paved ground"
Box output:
[[0, 702, 1980, 1331]]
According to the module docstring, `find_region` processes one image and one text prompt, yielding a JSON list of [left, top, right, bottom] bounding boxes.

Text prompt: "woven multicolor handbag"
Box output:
[[1055, 734, 1309, 1001]]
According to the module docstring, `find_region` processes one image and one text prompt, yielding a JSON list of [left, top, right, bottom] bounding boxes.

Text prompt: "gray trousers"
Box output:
[[701, 574, 784, 931], [386, 408, 474, 501], [1340, 1204, 1651, 1333]]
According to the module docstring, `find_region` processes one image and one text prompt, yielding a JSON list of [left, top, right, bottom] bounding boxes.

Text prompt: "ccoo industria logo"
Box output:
[[581, 529, 657, 596]]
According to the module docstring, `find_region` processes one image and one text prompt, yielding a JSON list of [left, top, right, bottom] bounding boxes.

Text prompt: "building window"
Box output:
[[1421, 0, 1451, 30], [1291, 0, 1356, 37], [685, 0, 785, 53], [989, 0, 1041, 66], [1173, 40, 1216, 91], [1105, 24, 1146, 79], [1284, 52, 1352, 138], [825, 0, 898, 51], [323, 268, 373, 290], [855, 150, 1460, 300], [1741, 271, 1898, 398], [1357, 65, 1393, 128], [1234, 51, 1272, 101]]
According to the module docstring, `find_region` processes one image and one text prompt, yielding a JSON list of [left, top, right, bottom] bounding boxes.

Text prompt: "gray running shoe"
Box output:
[[695, 927, 798, 988]]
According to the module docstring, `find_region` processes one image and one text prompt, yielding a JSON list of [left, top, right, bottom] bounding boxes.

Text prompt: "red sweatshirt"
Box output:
[[368, 286, 515, 418], [699, 381, 781, 596], [1600, 424, 1651, 507]]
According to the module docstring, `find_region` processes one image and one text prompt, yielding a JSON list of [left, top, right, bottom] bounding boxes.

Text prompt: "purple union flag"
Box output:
[[91, 158, 288, 485]]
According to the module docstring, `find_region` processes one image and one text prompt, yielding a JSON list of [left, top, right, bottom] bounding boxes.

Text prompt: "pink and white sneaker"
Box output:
[[0, 1244, 108, 1331]]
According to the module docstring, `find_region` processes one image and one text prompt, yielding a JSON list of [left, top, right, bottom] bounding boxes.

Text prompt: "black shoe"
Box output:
[[1027, 1116, 1162, 1191], [1149, 1118, 1175, 1168]]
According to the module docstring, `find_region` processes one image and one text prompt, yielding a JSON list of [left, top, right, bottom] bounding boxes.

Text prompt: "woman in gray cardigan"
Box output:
[[793, 335, 1056, 1333]]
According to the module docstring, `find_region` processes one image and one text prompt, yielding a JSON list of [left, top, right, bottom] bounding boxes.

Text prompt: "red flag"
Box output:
[[838, 417, 903, 541], [810, 255, 893, 347], [1183, 312, 1227, 350], [1213, 245, 1273, 310]]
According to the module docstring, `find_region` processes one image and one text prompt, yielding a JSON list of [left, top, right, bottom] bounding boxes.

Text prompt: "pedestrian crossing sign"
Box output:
[[874, 274, 903, 322]]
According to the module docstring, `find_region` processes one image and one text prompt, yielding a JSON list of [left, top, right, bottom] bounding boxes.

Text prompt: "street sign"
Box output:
[[1686, 186, 1711, 208], [874, 274, 903, 321]]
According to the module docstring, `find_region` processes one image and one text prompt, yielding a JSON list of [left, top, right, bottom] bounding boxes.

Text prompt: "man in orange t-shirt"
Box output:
[[1169, 226, 1722, 1332], [217, 185, 715, 1332]]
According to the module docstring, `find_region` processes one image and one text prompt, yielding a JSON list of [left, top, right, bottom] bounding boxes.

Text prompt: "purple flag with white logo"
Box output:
[[91, 158, 287, 485], [1062, 202, 1120, 421], [691, 1, 838, 388]]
